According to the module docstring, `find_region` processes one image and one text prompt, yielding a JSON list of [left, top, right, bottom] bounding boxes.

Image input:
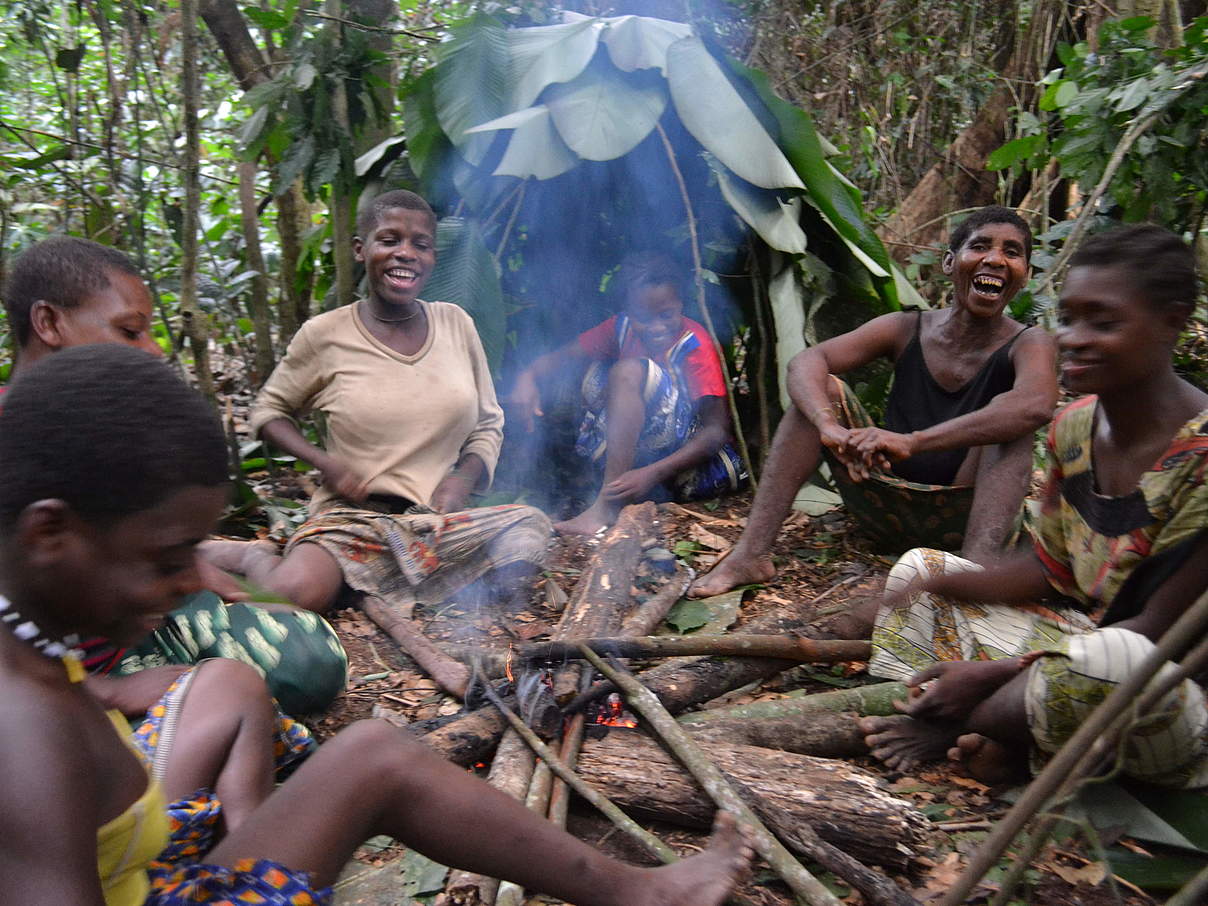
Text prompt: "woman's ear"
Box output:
[[352, 236, 365, 263], [28, 301, 68, 350], [941, 250, 955, 275], [16, 499, 78, 569]]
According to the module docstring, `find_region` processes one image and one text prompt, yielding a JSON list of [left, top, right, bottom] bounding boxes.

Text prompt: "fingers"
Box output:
[[909, 663, 946, 687]]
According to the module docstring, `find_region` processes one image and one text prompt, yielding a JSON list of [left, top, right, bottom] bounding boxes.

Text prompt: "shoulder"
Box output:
[[424, 301, 478, 334], [1011, 323, 1057, 356], [1050, 396, 1097, 446], [290, 306, 356, 351]]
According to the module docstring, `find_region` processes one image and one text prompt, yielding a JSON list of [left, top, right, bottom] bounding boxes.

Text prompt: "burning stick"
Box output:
[[520, 634, 871, 664], [481, 685, 679, 865], [580, 646, 843, 906]]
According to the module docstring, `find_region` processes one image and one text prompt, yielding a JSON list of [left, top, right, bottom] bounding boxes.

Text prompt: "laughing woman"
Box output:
[[205, 192, 550, 684], [858, 225, 1208, 788]]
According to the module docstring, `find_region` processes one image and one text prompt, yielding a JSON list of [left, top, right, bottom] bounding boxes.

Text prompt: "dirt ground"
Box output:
[[296, 490, 1163, 906]]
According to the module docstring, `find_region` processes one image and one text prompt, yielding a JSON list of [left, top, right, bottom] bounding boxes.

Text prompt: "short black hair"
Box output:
[[616, 252, 684, 306], [2, 236, 142, 349], [355, 189, 437, 238], [1067, 224, 1198, 311], [0, 345, 229, 533], [948, 206, 1033, 261]]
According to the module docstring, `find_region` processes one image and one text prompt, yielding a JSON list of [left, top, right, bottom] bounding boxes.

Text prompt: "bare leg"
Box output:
[[688, 405, 825, 597], [200, 539, 344, 614], [157, 660, 277, 833], [960, 432, 1033, 560], [557, 358, 651, 536], [206, 720, 752, 905]]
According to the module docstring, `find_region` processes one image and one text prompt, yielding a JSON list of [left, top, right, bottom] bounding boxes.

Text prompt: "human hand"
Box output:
[[320, 458, 371, 503], [196, 557, 250, 602], [84, 665, 192, 717], [849, 427, 915, 468], [819, 423, 873, 482], [430, 472, 476, 513], [896, 658, 1024, 723], [602, 465, 661, 502], [508, 372, 544, 433]]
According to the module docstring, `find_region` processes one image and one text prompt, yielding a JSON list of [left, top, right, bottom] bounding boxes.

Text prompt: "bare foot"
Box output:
[[948, 733, 1027, 786], [686, 553, 775, 598], [554, 500, 616, 536], [859, 715, 959, 771], [634, 811, 754, 906]]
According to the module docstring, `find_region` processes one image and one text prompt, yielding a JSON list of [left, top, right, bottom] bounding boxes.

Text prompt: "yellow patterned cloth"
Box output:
[[868, 398, 1208, 785], [868, 548, 1096, 682], [1026, 625, 1208, 788]]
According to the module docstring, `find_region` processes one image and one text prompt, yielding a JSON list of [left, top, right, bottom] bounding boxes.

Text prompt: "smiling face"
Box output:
[[1056, 264, 1184, 396], [17, 484, 226, 645], [943, 222, 1030, 317], [33, 269, 161, 357], [353, 208, 437, 308], [626, 283, 685, 355]]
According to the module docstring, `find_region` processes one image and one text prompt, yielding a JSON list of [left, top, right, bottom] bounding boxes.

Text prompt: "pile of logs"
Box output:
[[392, 502, 930, 906]]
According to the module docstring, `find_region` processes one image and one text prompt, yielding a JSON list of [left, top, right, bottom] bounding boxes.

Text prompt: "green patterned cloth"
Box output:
[[823, 379, 978, 554], [115, 592, 348, 716]]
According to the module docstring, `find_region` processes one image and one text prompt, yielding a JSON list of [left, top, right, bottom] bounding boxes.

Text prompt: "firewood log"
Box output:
[[576, 730, 931, 870], [683, 709, 867, 758]]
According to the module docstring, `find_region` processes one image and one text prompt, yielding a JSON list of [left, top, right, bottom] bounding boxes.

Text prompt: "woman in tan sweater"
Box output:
[[206, 191, 550, 650]]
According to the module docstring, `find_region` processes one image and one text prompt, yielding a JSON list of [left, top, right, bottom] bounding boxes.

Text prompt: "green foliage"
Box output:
[[423, 217, 506, 370], [991, 16, 1208, 234]]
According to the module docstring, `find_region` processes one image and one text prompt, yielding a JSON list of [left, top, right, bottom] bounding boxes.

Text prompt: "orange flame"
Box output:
[[594, 696, 638, 729], [505, 647, 515, 685]]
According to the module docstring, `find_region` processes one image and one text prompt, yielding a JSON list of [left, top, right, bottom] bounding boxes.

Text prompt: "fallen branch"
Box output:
[[520, 635, 870, 664], [362, 596, 470, 698], [582, 646, 841, 906], [620, 568, 692, 636], [677, 682, 908, 726]]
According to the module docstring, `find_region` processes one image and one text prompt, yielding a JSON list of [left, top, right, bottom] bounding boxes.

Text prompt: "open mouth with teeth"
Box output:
[[971, 274, 1006, 296], [384, 267, 421, 290]]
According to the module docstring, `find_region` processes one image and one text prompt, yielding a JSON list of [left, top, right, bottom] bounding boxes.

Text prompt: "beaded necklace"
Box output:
[[0, 593, 85, 682]]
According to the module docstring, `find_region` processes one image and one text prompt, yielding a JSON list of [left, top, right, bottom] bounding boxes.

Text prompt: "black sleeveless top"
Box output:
[[884, 312, 1028, 486]]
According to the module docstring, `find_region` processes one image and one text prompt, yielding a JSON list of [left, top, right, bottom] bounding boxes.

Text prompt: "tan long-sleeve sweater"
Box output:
[[249, 300, 503, 511]]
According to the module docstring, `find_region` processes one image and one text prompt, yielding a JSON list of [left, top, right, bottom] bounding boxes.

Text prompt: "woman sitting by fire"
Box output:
[[510, 252, 745, 535], [204, 191, 551, 688]]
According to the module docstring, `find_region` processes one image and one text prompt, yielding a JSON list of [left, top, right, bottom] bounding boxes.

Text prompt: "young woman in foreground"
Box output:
[[0, 345, 750, 905]]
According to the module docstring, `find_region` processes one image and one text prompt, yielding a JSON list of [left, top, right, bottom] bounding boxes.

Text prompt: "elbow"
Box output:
[[1021, 402, 1057, 431]]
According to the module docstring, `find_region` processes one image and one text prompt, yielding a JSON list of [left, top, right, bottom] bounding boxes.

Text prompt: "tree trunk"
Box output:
[[179, 0, 214, 400], [238, 161, 275, 383], [878, 0, 1064, 261], [199, 0, 312, 341], [577, 731, 931, 870]]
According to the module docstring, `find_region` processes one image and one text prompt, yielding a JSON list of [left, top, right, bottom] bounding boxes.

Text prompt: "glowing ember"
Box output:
[[594, 694, 638, 729], [505, 647, 515, 684]]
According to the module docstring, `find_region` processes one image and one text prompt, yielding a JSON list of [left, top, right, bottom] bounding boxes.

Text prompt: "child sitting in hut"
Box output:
[[511, 252, 744, 534], [0, 344, 751, 905]]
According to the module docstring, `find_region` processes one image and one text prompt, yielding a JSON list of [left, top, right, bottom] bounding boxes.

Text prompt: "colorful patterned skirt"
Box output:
[[287, 501, 551, 617], [131, 665, 330, 904], [576, 358, 745, 502]]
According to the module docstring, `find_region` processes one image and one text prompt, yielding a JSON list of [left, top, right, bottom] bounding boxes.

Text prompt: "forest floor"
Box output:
[[281, 488, 1164, 906]]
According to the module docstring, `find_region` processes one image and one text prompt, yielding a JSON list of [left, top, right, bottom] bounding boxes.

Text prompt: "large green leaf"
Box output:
[[402, 69, 455, 189], [711, 160, 806, 254], [507, 17, 603, 111], [726, 57, 900, 309], [546, 62, 666, 161], [768, 252, 807, 411], [596, 13, 690, 73], [665, 38, 802, 191], [468, 105, 578, 180], [424, 218, 506, 372], [434, 14, 510, 165]]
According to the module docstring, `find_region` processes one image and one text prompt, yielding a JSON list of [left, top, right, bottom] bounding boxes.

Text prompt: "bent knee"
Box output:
[[608, 357, 651, 386], [334, 719, 432, 776], [194, 657, 270, 695]]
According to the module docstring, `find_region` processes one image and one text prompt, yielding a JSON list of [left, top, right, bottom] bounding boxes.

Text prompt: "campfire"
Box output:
[[397, 502, 927, 906]]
